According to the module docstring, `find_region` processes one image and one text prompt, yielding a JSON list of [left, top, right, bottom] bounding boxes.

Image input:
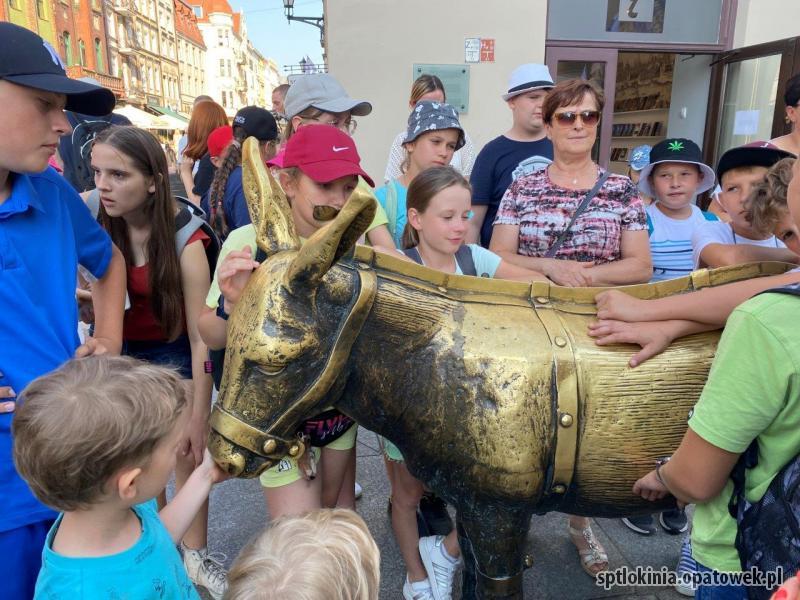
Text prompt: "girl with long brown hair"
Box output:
[[90, 126, 225, 598], [180, 100, 228, 206], [383, 74, 476, 183]]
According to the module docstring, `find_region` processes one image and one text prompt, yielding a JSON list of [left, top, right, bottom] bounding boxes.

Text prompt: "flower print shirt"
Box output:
[[493, 167, 646, 264]]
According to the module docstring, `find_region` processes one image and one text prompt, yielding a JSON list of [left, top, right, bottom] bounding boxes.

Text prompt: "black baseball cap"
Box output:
[[638, 138, 716, 197], [233, 106, 278, 142], [0, 22, 115, 116], [716, 141, 795, 184]]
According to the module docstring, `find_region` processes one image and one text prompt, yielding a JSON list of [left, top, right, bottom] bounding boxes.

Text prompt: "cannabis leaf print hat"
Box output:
[[637, 137, 716, 197]]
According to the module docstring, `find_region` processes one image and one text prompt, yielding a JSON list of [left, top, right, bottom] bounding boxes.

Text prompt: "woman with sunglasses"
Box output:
[[490, 78, 652, 289], [489, 79, 651, 579]]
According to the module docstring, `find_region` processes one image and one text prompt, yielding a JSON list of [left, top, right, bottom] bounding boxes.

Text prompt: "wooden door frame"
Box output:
[[703, 37, 800, 166], [545, 46, 618, 168]]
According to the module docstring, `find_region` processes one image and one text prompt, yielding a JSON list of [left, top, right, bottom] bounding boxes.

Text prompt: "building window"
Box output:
[[94, 38, 104, 72], [60, 32, 72, 65], [78, 40, 86, 67], [193, 5, 202, 18], [219, 59, 225, 76], [36, 0, 47, 19]]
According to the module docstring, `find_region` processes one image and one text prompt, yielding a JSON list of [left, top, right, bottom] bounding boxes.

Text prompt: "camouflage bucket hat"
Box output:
[[403, 100, 465, 150]]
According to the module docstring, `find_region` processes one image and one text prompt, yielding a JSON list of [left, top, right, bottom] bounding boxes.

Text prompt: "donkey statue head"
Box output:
[[208, 137, 376, 478]]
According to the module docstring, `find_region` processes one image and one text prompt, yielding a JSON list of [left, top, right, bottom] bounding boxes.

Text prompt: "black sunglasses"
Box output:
[[552, 110, 601, 127]]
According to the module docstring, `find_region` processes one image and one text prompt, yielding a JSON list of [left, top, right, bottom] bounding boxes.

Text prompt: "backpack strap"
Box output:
[[174, 206, 202, 256], [646, 212, 654, 237], [402, 246, 423, 264], [758, 282, 800, 298], [383, 180, 399, 242], [403, 245, 478, 276], [455, 245, 477, 276], [86, 188, 100, 220]]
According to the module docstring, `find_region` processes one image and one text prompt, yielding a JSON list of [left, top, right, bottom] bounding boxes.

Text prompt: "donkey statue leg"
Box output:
[[457, 503, 533, 599]]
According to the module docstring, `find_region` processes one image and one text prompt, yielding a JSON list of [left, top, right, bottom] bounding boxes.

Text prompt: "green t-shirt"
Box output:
[[205, 186, 389, 309], [689, 291, 800, 572]]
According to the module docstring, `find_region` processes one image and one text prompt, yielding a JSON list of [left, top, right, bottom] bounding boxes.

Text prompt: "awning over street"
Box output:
[[148, 105, 190, 124], [115, 105, 161, 129]]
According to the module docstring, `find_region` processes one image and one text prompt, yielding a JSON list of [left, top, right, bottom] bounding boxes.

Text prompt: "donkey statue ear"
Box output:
[[242, 137, 300, 257], [284, 184, 376, 294]]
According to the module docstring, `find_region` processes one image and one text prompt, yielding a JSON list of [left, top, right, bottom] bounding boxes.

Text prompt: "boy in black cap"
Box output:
[[0, 22, 126, 599], [692, 141, 798, 269]]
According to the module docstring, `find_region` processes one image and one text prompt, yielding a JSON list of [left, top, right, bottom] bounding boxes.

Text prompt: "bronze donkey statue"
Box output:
[[208, 138, 788, 599]]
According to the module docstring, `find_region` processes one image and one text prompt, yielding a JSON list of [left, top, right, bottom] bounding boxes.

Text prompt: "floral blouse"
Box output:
[[493, 167, 646, 264]]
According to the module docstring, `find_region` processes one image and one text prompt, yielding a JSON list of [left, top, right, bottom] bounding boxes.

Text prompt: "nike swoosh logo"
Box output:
[[332, 146, 349, 152]]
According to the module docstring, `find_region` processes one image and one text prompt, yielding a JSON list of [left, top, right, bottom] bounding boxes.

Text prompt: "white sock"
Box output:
[[410, 577, 432, 591]]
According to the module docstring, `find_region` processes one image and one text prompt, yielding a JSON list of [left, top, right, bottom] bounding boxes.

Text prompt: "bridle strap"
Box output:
[[211, 265, 377, 460], [269, 265, 377, 434]]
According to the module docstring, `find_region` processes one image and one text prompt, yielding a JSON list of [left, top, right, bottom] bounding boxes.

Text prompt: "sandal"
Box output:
[[568, 524, 609, 578]]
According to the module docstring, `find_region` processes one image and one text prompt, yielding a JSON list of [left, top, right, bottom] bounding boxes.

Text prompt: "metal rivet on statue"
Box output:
[[535, 296, 549, 304], [554, 336, 567, 347], [552, 484, 567, 494], [262, 439, 277, 454], [559, 413, 574, 428]]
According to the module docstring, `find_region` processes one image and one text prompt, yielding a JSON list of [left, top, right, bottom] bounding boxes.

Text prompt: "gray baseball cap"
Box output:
[[283, 73, 372, 120]]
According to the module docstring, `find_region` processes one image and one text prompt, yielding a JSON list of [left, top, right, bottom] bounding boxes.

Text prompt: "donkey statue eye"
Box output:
[[256, 364, 286, 376]]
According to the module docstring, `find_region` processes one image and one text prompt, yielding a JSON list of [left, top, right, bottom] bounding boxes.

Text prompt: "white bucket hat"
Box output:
[[502, 64, 554, 101]]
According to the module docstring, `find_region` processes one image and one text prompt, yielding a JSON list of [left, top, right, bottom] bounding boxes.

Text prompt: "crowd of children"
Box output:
[[2, 19, 800, 600]]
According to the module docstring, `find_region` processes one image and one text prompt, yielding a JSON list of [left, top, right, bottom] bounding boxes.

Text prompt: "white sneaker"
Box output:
[[355, 481, 363, 500], [403, 576, 435, 600], [418, 535, 461, 600], [181, 544, 228, 600]]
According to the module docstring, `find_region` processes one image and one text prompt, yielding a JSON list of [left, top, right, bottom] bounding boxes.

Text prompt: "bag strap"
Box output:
[[455, 245, 477, 276], [545, 172, 610, 259]]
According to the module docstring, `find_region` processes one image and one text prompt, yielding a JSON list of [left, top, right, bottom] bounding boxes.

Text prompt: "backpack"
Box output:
[[208, 245, 266, 390], [403, 245, 482, 277], [727, 282, 800, 600], [86, 189, 220, 275]]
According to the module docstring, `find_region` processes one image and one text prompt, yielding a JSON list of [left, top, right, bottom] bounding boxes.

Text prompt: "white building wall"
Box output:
[[324, 0, 549, 182], [733, 0, 800, 49]]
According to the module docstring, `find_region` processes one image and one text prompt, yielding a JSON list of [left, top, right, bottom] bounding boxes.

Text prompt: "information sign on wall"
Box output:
[[413, 64, 470, 113], [465, 38, 480, 63], [480, 39, 495, 62]]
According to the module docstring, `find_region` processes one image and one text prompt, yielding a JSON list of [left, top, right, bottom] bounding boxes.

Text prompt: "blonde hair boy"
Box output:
[[13, 355, 227, 599], [226, 509, 380, 600]]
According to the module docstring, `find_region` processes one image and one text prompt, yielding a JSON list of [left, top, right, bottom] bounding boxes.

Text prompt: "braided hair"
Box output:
[[208, 126, 246, 240]]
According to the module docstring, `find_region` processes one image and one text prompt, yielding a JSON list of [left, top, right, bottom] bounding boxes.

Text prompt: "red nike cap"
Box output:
[[282, 124, 374, 187]]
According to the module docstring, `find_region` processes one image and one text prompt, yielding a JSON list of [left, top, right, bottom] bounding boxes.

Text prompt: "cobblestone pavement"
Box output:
[[193, 428, 688, 599]]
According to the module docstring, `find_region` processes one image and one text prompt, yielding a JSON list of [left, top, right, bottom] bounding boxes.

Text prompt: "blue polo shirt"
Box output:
[[0, 167, 112, 532]]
